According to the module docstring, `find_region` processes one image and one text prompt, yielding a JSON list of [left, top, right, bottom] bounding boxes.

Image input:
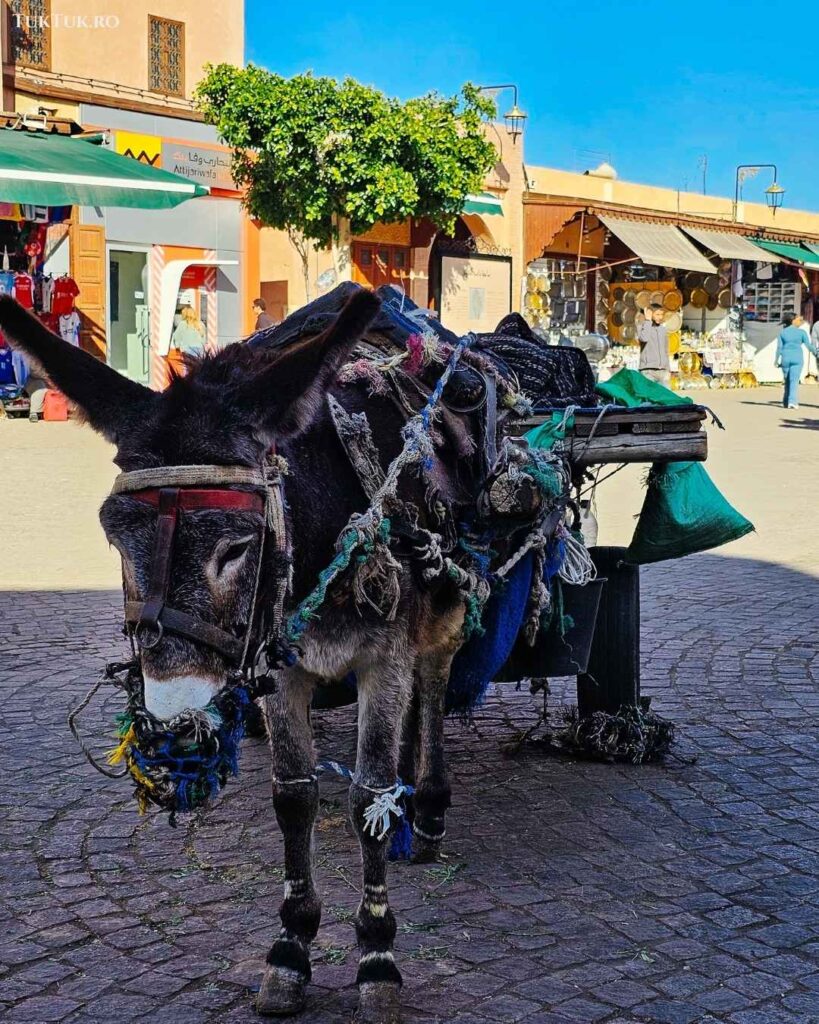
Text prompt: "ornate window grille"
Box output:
[[9, 0, 51, 71], [148, 16, 185, 97]]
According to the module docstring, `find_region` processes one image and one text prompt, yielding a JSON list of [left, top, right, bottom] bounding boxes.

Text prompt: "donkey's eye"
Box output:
[[214, 535, 254, 576]]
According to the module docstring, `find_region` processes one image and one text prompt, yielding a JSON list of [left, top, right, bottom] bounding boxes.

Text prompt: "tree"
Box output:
[[195, 67, 498, 298]]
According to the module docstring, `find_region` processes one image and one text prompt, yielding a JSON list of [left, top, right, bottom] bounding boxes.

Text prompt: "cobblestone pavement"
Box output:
[[1, 389, 818, 1024]]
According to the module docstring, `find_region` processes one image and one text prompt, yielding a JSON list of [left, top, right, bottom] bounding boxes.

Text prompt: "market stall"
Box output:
[[523, 207, 819, 390], [0, 126, 209, 418], [0, 206, 81, 418]]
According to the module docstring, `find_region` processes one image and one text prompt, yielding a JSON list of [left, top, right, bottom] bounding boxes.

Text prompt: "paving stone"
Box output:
[[474, 994, 541, 1021], [693, 986, 752, 1013], [631, 998, 704, 1023], [4, 996, 80, 1021]]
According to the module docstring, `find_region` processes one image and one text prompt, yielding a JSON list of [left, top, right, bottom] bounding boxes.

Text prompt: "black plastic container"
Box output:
[[498, 577, 606, 680]]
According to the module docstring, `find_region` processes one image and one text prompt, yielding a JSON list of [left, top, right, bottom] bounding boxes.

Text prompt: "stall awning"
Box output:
[[462, 192, 503, 216], [750, 238, 819, 269], [0, 129, 209, 209], [159, 258, 238, 355], [681, 226, 779, 263], [597, 214, 715, 273]]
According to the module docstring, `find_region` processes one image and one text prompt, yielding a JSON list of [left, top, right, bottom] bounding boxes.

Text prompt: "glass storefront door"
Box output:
[[108, 248, 150, 384]]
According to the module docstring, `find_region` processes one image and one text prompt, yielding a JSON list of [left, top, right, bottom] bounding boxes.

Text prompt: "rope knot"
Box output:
[[361, 781, 414, 842]]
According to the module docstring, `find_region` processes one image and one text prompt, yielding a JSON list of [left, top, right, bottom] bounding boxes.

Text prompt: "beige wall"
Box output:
[[526, 165, 819, 237], [485, 121, 526, 304], [260, 229, 334, 313], [13, 95, 79, 121], [8, 0, 243, 101]]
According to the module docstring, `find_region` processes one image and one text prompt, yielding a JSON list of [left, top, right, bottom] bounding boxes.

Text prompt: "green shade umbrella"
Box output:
[[0, 128, 210, 209]]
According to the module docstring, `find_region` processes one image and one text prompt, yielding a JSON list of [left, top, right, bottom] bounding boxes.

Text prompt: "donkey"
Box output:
[[0, 289, 489, 1023]]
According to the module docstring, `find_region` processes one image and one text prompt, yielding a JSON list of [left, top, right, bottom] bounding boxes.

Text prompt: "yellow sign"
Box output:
[[114, 131, 162, 167]]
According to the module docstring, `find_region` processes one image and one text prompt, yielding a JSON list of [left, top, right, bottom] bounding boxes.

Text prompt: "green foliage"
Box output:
[[195, 67, 497, 249]]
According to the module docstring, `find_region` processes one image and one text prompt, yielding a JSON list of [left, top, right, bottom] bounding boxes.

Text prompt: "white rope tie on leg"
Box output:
[[361, 782, 412, 841]]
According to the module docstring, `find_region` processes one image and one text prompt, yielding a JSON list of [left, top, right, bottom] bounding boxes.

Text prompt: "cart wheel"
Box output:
[[577, 546, 640, 716]]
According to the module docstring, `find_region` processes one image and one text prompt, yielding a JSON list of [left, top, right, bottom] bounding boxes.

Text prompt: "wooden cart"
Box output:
[[507, 403, 710, 714]]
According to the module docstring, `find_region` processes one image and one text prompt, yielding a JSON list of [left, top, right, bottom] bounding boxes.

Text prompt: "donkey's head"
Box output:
[[0, 291, 380, 719]]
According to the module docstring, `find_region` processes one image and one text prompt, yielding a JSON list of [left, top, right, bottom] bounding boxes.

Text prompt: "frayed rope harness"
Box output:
[[69, 455, 291, 825], [284, 331, 479, 645]]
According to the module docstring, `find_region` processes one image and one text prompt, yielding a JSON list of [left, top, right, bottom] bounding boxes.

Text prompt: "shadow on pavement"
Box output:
[[741, 398, 819, 410], [781, 417, 819, 430], [0, 553, 818, 1024]]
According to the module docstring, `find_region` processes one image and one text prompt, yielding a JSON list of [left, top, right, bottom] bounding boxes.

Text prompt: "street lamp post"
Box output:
[[731, 165, 785, 374], [477, 84, 527, 143], [733, 164, 785, 220]]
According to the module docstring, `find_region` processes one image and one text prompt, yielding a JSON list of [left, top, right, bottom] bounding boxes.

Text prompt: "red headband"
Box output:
[[129, 489, 265, 513]]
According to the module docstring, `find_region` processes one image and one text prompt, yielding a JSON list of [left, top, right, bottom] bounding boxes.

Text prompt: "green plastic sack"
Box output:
[[626, 461, 754, 564], [525, 409, 575, 451], [596, 368, 693, 408]]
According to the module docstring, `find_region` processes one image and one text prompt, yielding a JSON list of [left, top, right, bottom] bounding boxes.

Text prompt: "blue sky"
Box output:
[[246, 0, 819, 212]]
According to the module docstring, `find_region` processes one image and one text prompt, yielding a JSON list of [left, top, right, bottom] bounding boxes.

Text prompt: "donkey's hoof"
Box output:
[[256, 965, 307, 1017], [411, 840, 441, 864], [356, 981, 402, 1024], [411, 822, 445, 864], [409, 831, 442, 864]]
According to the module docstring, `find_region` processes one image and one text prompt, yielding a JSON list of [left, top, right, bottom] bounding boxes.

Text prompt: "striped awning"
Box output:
[[681, 226, 779, 262], [597, 214, 715, 273], [462, 192, 503, 216]]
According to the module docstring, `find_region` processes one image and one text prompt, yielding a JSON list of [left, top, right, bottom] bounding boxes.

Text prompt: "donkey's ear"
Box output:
[[241, 288, 381, 439], [0, 296, 157, 444]]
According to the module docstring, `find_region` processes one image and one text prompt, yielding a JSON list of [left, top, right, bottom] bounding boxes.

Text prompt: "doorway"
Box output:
[[352, 242, 411, 292], [108, 248, 149, 384]]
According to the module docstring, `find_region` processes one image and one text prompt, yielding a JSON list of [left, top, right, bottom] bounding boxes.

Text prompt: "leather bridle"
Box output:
[[109, 457, 289, 675]]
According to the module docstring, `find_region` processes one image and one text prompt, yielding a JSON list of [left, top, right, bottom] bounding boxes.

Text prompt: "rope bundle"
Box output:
[[284, 331, 478, 647], [105, 672, 267, 824]]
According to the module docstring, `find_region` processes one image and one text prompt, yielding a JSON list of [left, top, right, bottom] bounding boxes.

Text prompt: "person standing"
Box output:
[[637, 304, 671, 386], [170, 305, 206, 356], [252, 298, 274, 330], [776, 314, 818, 409]]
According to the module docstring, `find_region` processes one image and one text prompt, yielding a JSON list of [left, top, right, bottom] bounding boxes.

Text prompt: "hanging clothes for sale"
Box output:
[[0, 269, 14, 296], [51, 275, 79, 316], [0, 343, 15, 385], [58, 311, 80, 346], [14, 271, 34, 309], [40, 274, 54, 313]]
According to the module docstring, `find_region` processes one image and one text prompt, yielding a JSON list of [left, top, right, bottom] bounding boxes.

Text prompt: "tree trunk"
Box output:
[[331, 214, 352, 283], [287, 227, 312, 304]]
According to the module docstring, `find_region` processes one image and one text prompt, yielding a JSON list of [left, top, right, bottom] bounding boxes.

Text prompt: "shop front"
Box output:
[[79, 104, 252, 389], [523, 203, 819, 388], [0, 122, 208, 415]]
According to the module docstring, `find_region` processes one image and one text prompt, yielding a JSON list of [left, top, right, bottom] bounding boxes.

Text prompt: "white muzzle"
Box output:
[[143, 674, 223, 721]]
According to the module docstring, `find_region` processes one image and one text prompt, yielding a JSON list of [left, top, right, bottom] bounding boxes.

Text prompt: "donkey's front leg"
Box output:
[[350, 655, 412, 1024], [258, 666, 321, 1017]]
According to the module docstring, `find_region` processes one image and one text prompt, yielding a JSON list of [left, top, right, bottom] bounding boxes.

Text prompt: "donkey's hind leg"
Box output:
[[257, 666, 321, 1016], [411, 606, 465, 863], [350, 649, 413, 1024]]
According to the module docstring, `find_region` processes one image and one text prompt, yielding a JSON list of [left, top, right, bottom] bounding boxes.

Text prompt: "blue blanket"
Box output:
[[445, 552, 534, 714]]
